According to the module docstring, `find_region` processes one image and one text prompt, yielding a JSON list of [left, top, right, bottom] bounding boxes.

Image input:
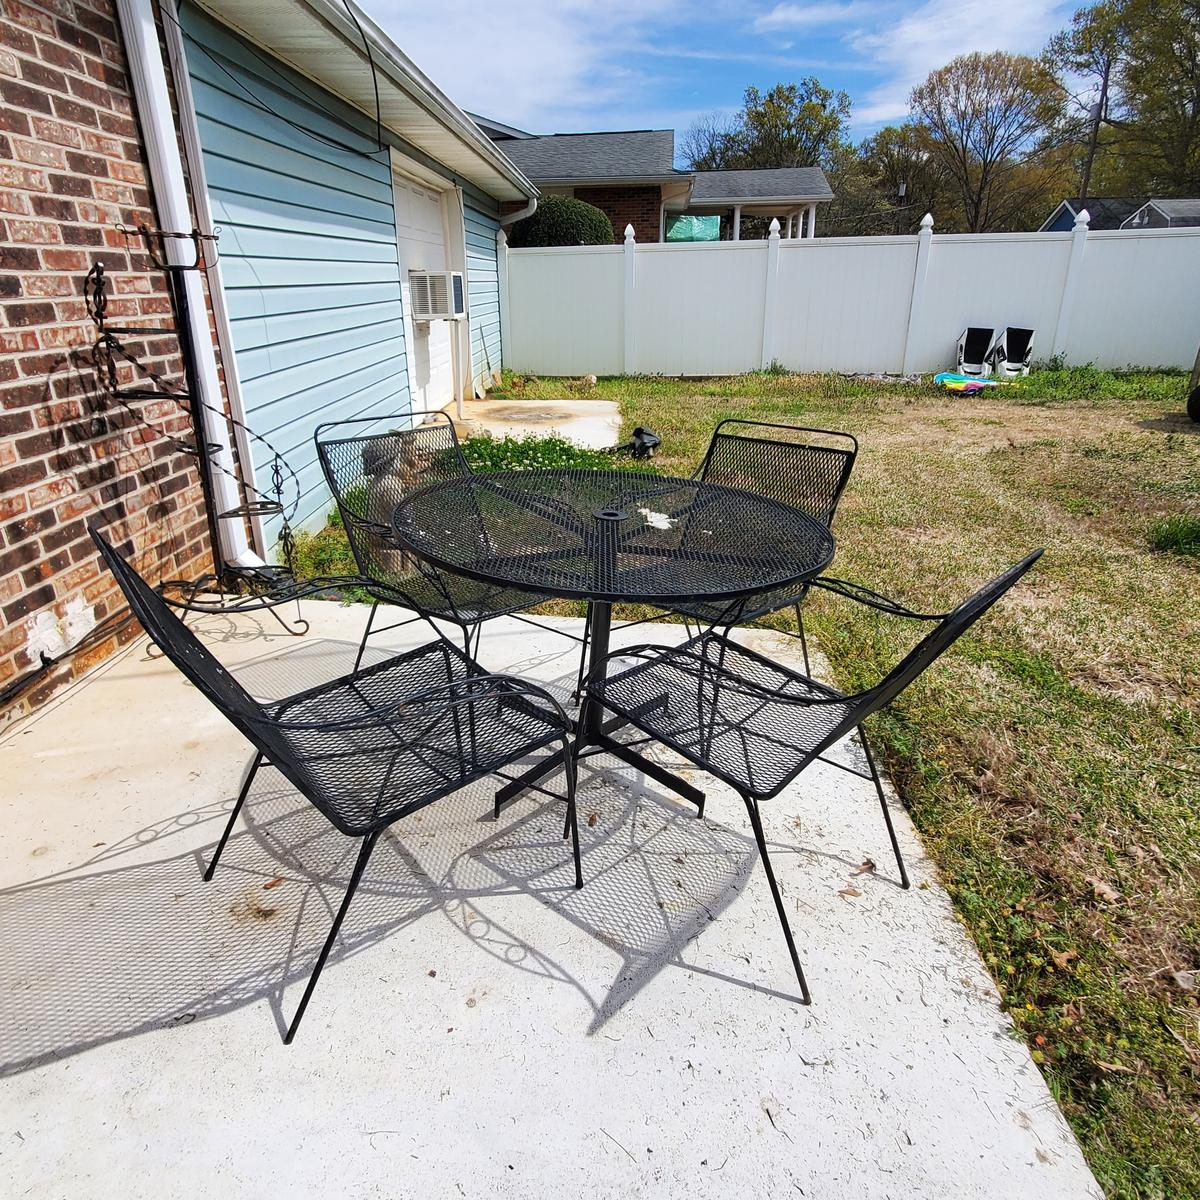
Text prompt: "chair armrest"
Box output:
[[810, 575, 947, 621]]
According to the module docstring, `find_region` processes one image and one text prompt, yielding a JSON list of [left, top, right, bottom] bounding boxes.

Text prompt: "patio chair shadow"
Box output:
[[0, 748, 809, 1076]]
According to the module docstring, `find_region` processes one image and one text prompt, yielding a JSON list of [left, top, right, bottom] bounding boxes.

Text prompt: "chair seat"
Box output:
[[372, 569, 542, 625], [592, 634, 852, 801], [270, 641, 565, 835], [672, 579, 810, 626]]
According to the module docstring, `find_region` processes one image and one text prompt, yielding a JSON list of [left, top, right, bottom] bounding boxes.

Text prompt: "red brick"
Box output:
[[53, 20, 101, 57], [12, 136, 66, 167], [2, 2, 56, 38], [0, 48, 18, 78], [6, 300, 56, 324], [30, 193, 75, 220], [29, 114, 82, 147], [20, 59, 68, 95], [35, 35, 84, 73], [0, 189, 31, 215], [0, 328, 40, 351], [0, 106, 33, 136], [39, 248, 88, 271], [21, 273, 76, 298], [0, 162, 48, 190]]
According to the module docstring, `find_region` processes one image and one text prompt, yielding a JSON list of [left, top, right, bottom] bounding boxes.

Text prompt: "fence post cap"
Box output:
[[919, 212, 934, 231], [1074, 208, 1091, 229], [624, 224, 636, 243], [768, 217, 781, 237]]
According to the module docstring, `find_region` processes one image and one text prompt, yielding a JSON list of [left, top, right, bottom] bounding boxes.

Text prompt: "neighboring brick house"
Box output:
[[475, 117, 834, 242], [0, 0, 537, 725], [0, 0, 217, 725]]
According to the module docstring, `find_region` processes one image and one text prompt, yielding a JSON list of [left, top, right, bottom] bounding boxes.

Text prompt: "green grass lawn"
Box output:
[[299, 368, 1200, 1198]]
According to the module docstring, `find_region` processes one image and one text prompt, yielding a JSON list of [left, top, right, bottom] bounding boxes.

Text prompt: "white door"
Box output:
[[393, 174, 454, 413]]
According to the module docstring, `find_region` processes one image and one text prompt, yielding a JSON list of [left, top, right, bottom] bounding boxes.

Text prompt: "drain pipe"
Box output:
[[500, 197, 537, 228], [114, 0, 264, 570]]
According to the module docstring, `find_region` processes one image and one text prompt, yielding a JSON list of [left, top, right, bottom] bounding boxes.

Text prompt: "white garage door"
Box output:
[[393, 174, 455, 414]]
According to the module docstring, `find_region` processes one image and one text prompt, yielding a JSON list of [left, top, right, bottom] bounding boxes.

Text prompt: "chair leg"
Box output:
[[561, 736, 583, 890], [859, 726, 910, 889], [573, 608, 591, 702], [353, 600, 379, 673], [204, 751, 262, 882], [284, 830, 380, 1045], [742, 794, 812, 1005], [794, 603, 811, 676]]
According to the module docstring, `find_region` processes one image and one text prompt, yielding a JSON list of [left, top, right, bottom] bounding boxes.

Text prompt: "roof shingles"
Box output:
[[496, 130, 678, 180]]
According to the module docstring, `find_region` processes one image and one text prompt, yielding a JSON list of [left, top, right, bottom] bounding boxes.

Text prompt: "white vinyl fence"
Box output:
[[499, 213, 1200, 376]]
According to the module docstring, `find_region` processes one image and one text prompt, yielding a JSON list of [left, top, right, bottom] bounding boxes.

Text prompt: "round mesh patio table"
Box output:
[[392, 467, 835, 810]]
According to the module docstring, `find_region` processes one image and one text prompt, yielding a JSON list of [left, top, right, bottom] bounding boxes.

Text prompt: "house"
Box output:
[[1122, 199, 1200, 229], [1039, 197, 1147, 231], [472, 117, 833, 243], [0, 0, 536, 721]]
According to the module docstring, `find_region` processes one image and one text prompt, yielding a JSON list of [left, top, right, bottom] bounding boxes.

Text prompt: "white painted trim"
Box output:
[[160, 0, 266, 557], [115, 0, 261, 568]]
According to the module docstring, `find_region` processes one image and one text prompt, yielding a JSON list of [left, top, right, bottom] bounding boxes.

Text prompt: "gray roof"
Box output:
[[1145, 198, 1200, 223], [1042, 196, 1147, 230], [492, 129, 678, 181], [691, 167, 833, 203]]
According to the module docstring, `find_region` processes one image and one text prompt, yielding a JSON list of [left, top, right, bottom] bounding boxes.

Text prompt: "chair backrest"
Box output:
[[813, 551, 1043, 761], [90, 528, 317, 803], [697, 419, 857, 527], [314, 412, 467, 581]]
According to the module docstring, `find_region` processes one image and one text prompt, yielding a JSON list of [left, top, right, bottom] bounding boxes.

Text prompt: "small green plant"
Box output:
[[507, 195, 614, 247], [1148, 513, 1200, 556], [459, 432, 649, 473]]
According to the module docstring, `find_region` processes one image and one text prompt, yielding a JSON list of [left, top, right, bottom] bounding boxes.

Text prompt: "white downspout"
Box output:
[[499, 197, 537, 227], [114, 0, 263, 569]]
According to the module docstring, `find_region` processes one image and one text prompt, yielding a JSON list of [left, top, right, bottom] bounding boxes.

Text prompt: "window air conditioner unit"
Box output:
[[408, 270, 465, 321]]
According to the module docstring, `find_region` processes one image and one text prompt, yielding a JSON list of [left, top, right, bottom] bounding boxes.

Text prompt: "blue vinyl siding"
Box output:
[[465, 205, 502, 387], [180, 4, 410, 548]]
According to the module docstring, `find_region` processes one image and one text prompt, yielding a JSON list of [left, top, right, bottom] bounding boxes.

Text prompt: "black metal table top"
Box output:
[[391, 468, 835, 605]]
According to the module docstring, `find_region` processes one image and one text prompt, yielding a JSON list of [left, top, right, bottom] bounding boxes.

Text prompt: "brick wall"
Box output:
[[0, 0, 216, 725], [574, 186, 662, 243]]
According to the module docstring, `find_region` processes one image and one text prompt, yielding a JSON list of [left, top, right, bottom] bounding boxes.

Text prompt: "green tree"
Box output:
[[910, 51, 1071, 231], [507, 195, 613, 247], [1113, 0, 1200, 193], [681, 79, 851, 171], [1045, 1, 1128, 204]]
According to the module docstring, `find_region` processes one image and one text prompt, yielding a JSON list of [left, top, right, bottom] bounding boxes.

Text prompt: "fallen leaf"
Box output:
[[1170, 970, 1196, 993], [427, 969, 437, 978], [1085, 875, 1121, 904], [587, 812, 599, 828], [1050, 948, 1079, 970], [838, 886, 861, 900], [263, 877, 283, 890], [1034, 1034, 1047, 1046], [852, 859, 876, 876], [1095, 1060, 1134, 1074]]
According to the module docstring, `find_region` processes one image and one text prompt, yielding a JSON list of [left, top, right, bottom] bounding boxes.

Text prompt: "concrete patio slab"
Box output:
[[0, 603, 1101, 1200], [456, 395, 621, 448]]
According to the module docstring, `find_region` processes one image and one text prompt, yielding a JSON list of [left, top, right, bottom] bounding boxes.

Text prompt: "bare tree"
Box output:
[[910, 51, 1070, 231], [679, 111, 741, 170]]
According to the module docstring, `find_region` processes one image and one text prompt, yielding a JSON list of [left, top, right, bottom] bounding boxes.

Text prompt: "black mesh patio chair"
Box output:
[[90, 527, 581, 1044], [659, 419, 858, 673], [581, 550, 1042, 1005], [315, 412, 582, 670]]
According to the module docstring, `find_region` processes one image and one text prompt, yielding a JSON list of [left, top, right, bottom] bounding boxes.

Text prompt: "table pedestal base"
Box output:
[[494, 600, 706, 817]]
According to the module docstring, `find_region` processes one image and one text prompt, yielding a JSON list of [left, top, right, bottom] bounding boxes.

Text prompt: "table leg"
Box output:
[[494, 599, 706, 815]]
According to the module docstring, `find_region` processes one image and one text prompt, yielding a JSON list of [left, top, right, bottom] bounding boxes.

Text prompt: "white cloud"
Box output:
[[754, 2, 880, 31], [849, 0, 1073, 126], [361, 0, 679, 132]]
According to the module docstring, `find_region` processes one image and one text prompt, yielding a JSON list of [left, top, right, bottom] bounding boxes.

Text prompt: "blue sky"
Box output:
[[369, 0, 1076, 149]]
